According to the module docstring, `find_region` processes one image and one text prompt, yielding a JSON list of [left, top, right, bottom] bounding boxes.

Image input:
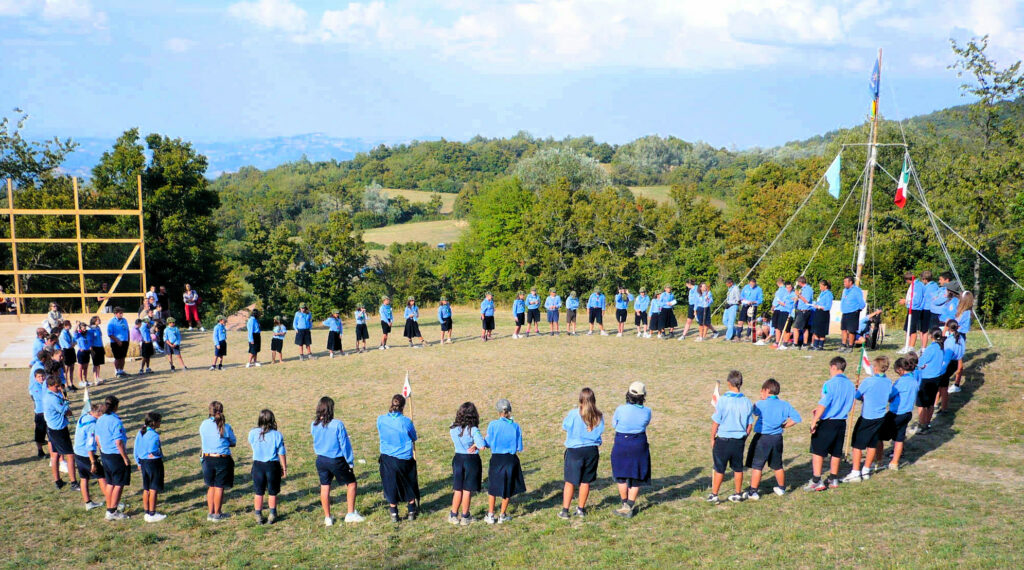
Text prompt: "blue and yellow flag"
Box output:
[[869, 58, 880, 117]]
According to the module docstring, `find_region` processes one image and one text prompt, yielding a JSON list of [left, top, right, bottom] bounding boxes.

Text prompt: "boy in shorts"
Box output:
[[804, 357, 855, 491], [707, 370, 753, 504], [745, 378, 801, 499], [843, 356, 892, 483], [878, 357, 919, 470]]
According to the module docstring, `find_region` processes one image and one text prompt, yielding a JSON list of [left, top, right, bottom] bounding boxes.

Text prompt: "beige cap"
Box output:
[[628, 381, 646, 396]]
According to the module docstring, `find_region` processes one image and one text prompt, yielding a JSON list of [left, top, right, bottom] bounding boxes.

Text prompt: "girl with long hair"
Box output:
[[133, 412, 165, 522], [248, 409, 287, 524], [311, 397, 362, 525], [559, 388, 604, 519], [95, 396, 130, 520], [200, 401, 236, 521], [448, 402, 486, 526], [376, 394, 420, 522]]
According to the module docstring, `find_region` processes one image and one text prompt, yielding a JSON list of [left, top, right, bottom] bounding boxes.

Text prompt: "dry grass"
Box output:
[[361, 219, 468, 250], [2, 310, 1022, 568], [628, 186, 728, 211], [381, 189, 456, 215]]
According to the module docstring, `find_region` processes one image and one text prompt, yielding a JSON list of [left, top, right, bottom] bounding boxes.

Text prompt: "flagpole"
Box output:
[[903, 276, 914, 351], [855, 48, 882, 287]]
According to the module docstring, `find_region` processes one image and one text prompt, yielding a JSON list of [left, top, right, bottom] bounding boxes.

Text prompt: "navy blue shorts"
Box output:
[[139, 458, 165, 492], [202, 455, 234, 489], [712, 437, 745, 474], [252, 459, 283, 495], [215, 341, 227, 357], [47, 426, 74, 455], [451, 453, 482, 492], [563, 446, 599, 485], [316, 455, 355, 486], [75, 454, 105, 481], [102, 452, 131, 487]]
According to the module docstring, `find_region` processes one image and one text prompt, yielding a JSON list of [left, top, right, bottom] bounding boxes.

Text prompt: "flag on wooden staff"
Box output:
[[402, 372, 412, 399], [858, 345, 874, 376], [894, 157, 909, 208], [711, 381, 721, 407]]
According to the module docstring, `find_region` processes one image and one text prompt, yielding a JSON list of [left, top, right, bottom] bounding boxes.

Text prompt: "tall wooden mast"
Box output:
[[855, 48, 882, 286]]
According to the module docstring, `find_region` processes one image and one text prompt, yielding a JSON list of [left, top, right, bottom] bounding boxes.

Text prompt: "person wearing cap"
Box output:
[[323, 309, 344, 358], [525, 288, 542, 336], [353, 305, 369, 353], [378, 296, 393, 351], [658, 285, 678, 338], [648, 291, 663, 338], [614, 287, 634, 338], [544, 288, 562, 336], [211, 315, 227, 370], [586, 288, 608, 336], [106, 307, 131, 377], [927, 272, 957, 333], [293, 303, 315, 360], [483, 398, 525, 525], [246, 309, 263, 368], [511, 291, 527, 339], [437, 297, 454, 344], [270, 316, 286, 363], [163, 317, 187, 371], [403, 297, 425, 348], [633, 288, 650, 338], [480, 292, 495, 341], [376, 394, 420, 522], [611, 382, 652, 518], [739, 278, 764, 342], [565, 291, 580, 335], [559, 388, 604, 520]]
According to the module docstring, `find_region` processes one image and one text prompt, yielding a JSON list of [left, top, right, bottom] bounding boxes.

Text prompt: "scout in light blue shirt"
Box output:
[[200, 417, 236, 455], [889, 372, 920, 416], [249, 428, 286, 463], [106, 316, 130, 343], [612, 404, 651, 434], [438, 302, 453, 321], [74, 326, 91, 352], [687, 284, 699, 307], [480, 298, 495, 317], [96, 412, 128, 455], [377, 412, 417, 460], [29, 372, 47, 414], [711, 391, 753, 439], [451, 425, 487, 454], [740, 282, 764, 306], [777, 286, 796, 313], [43, 386, 71, 430], [814, 288, 834, 311], [403, 304, 419, 321], [925, 282, 948, 315], [855, 373, 892, 420], [140, 322, 153, 343], [484, 417, 523, 455], [633, 292, 650, 313], [87, 324, 104, 350], [73, 411, 99, 457], [817, 373, 855, 420], [544, 292, 562, 311], [292, 309, 312, 331], [164, 322, 182, 346], [133, 426, 163, 463], [614, 292, 634, 310], [526, 291, 541, 311], [918, 341, 947, 380], [213, 321, 227, 344], [311, 418, 354, 463], [587, 291, 605, 309], [247, 314, 262, 342], [771, 283, 787, 310], [562, 408, 604, 448], [696, 289, 712, 308], [753, 395, 802, 435], [59, 327, 74, 350], [840, 283, 866, 314], [796, 283, 815, 311], [906, 278, 925, 311], [565, 294, 580, 310], [379, 301, 393, 324], [322, 315, 343, 333]]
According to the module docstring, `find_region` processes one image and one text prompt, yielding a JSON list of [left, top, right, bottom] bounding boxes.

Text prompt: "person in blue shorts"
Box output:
[[512, 291, 527, 339], [249, 409, 288, 525], [744, 378, 801, 499], [544, 288, 562, 336], [707, 371, 753, 504], [804, 357, 855, 491], [133, 412, 166, 522], [312, 397, 362, 525], [438, 297, 454, 344], [163, 318, 187, 371], [843, 356, 892, 483]]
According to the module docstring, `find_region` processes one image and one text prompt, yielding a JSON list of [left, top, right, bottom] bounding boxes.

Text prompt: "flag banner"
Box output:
[[711, 381, 720, 407], [859, 346, 874, 376], [825, 153, 842, 198], [82, 386, 91, 414], [402, 372, 412, 398], [870, 58, 880, 101], [895, 157, 909, 208]]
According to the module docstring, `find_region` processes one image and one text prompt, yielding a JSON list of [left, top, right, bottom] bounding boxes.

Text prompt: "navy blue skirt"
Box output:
[[610, 432, 651, 485], [487, 453, 525, 499], [379, 454, 420, 505]]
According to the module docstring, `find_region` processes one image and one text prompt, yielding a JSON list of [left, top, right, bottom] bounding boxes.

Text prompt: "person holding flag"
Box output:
[[844, 355, 891, 483], [898, 272, 925, 353]]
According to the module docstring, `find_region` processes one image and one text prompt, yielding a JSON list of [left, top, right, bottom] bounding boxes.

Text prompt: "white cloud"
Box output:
[[165, 37, 196, 53], [228, 0, 308, 34], [42, 0, 107, 27], [0, 0, 34, 17]]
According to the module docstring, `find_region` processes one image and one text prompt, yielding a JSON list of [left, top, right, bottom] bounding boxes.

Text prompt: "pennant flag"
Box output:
[[81, 386, 91, 414], [869, 58, 880, 117], [402, 372, 412, 399], [894, 157, 909, 208], [825, 153, 842, 198], [710, 381, 720, 408], [858, 345, 874, 376]]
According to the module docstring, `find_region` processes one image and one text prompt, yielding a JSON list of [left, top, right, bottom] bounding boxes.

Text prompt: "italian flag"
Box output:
[[858, 345, 874, 376], [894, 157, 909, 209]]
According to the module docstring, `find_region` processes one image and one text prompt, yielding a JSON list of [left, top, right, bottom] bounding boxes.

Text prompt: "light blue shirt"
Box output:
[[74, 330, 90, 351], [140, 325, 152, 343], [311, 419, 354, 463], [649, 296, 662, 314], [908, 279, 925, 310], [526, 293, 541, 310], [633, 294, 650, 313], [247, 316, 262, 342], [377, 412, 417, 460], [890, 373, 920, 415], [940, 297, 959, 323], [106, 317, 130, 343], [200, 417, 236, 455], [29, 379, 46, 413], [87, 326, 104, 349], [919, 342, 947, 380], [213, 322, 227, 344], [450, 426, 487, 454], [856, 374, 892, 420], [814, 290, 834, 311], [796, 284, 815, 310], [696, 290, 712, 309], [566, 296, 580, 310], [924, 282, 946, 314], [658, 291, 675, 308], [753, 396, 802, 435], [771, 286, 786, 309], [438, 304, 452, 320], [33, 337, 45, 357], [544, 295, 562, 310], [840, 285, 866, 314], [273, 323, 287, 338], [73, 413, 98, 456], [614, 293, 634, 310], [485, 417, 523, 454], [164, 326, 181, 346], [293, 310, 312, 330], [58, 329, 73, 350], [403, 305, 419, 321], [612, 404, 651, 434], [956, 310, 971, 333], [818, 374, 855, 420], [43, 389, 70, 430], [687, 287, 699, 306], [587, 293, 605, 309], [777, 289, 796, 312], [741, 284, 763, 305], [480, 299, 495, 316], [562, 408, 604, 448], [512, 298, 526, 315], [943, 334, 965, 362], [354, 310, 367, 325], [322, 316, 343, 332], [133, 428, 163, 462], [379, 304, 393, 323], [95, 413, 127, 455], [248, 428, 286, 462], [711, 392, 754, 439]]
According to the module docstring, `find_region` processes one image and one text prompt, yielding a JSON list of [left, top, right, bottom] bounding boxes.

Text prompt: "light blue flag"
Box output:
[[825, 153, 841, 198]]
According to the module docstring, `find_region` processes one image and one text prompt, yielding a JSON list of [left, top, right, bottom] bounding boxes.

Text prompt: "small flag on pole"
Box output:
[[825, 153, 842, 198], [869, 57, 881, 117], [711, 381, 720, 407], [894, 157, 909, 208], [81, 386, 91, 413], [858, 345, 874, 376], [402, 372, 412, 399]]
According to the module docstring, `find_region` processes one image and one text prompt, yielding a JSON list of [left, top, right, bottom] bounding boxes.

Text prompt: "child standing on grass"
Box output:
[[844, 356, 893, 483], [526, 287, 542, 336], [378, 296, 393, 351], [247, 309, 263, 367], [211, 315, 227, 370], [74, 402, 108, 510], [611, 382, 651, 518], [200, 401, 236, 522], [565, 291, 580, 335], [403, 297, 425, 348], [484, 398, 525, 524], [915, 327, 948, 434], [74, 322, 91, 388], [544, 288, 562, 336], [44, 376, 80, 491], [633, 288, 650, 337], [59, 320, 76, 388], [878, 357, 919, 471], [134, 412, 166, 522], [29, 368, 47, 458], [744, 378, 801, 499], [271, 315, 287, 363], [559, 388, 604, 519], [935, 320, 964, 413], [163, 318, 187, 371], [810, 280, 834, 351], [96, 396, 130, 521], [323, 309, 344, 357], [137, 319, 154, 374], [311, 397, 362, 525], [695, 282, 714, 342], [88, 316, 105, 384], [512, 291, 527, 339], [353, 305, 369, 353], [804, 357, 855, 491], [438, 297, 454, 344], [377, 395, 420, 522], [449, 402, 486, 526], [648, 293, 663, 338], [586, 288, 608, 336], [293, 303, 315, 360], [614, 287, 633, 338], [249, 409, 287, 525], [707, 371, 753, 504], [658, 285, 677, 338], [480, 292, 496, 341]]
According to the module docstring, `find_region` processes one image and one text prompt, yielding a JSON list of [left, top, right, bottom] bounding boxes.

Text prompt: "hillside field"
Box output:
[[380, 188, 457, 215], [362, 219, 469, 250], [628, 185, 728, 211], [2, 311, 1022, 568]]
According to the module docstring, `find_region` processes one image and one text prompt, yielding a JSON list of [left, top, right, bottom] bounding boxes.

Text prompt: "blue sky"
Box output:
[[2, 0, 1023, 148]]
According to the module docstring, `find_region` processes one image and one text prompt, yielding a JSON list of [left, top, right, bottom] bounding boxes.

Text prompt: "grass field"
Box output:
[[628, 185, 728, 211], [3, 311, 1023, 568], [381, 189, 456, 215], [361, 219, 468, 250]]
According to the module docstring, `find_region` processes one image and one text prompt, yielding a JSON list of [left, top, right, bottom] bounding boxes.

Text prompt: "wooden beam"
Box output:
[[0, 238, 140, 244], [137, 174, 147, 294], [73, 177, 87, 313], [3, 292, 146, 299], [0, 269, 145, 275], [0, 208, 139, 216], [96, 243, 140, 314], [6, 179, 21, 315]]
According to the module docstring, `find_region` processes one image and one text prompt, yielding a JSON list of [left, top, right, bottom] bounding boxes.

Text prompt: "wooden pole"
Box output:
[[73, 178, 88, 314], [6, 179, 22, 315], [137, 175, 147, 295], [855, 48, 882, 286]]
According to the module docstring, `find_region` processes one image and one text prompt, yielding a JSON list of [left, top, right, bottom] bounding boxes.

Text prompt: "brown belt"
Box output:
[[203, 453, 227, 457]]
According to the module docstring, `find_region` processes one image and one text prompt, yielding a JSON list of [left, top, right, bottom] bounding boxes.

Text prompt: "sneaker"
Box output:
[[85, 501, 102, 510], [145, 513, 167, 523], [754, 340, 766, 346], [344, 511, 365, 523], [705, 493, 720, 504], [389, 511, 400, 523], [827, 478, 840, 489], [55, 479, 66, 490], [459, 514, 475, 526], [209, 366, 217, 371], [694, 337, 703, 342], [613, 504, 634, 518], [803, 479, 826, 492], [145, 368, 153, 374], [200, 327, 206, 332], [117, 502, 127, 512], [330, 352, 335, 358], [324, 516, 334, 526], [657, 334, 663, 339], [777, 344, 788, 351], [842, 471, 862, 483], [254, 362, 262, 366], [600, 331, 609, 336], [70, 481, 81, 491], [574, 507, 586, 518], [105, 511, 119, 521], [888, 462, 899, 472], [484, 512, 496, 525], [587, 331, 593, 336], [498, 514, 511, 524], [170, 365, 176, 371], [448, 512, 460, 525], [245, 363, 251, 368], [82, 380, 90, 387], [746, 489, 760, 501], [557, 508, 570, 519], [949, 384, 962, 394], [861, 469, 871, 481], [918, 425, 932, 435], [378, 346, 385, 351], [616, 332, 622, 337], [727, 493, 745, 503], [267, 511, 277, 524], [773, 486, 786, 496], [406, 509, 418, 521]]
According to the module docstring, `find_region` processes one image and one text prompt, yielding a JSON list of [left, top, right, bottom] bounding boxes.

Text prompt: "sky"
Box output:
[[2, 0, 1024, 149]]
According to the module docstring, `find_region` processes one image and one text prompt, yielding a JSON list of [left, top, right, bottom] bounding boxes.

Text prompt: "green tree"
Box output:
[[512, 148, 609, 193], [296, 211, 369, 316], [0, 109, 76, 189]]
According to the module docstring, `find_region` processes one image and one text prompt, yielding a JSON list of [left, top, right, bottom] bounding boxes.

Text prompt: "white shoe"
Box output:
[[643, 333, 651, 338], [860, 468, 871, 480], [344, 511, 365, 523], [888, 462, 899, 471], [636, 331, 641, 337], [600, 331, 608, 336], [773, 486, 786, 496], [324, 516, 334, 526], [144, 512, 166, 523], [188, 327, 194, 331], [754, 340, 766, 346], [254, 362, 261, 367], [82, 380, 90, 387], [949, 384, 961, 394], [378, 346, 385, 351], [616, 332, 622, 337], [330, 352, 335, 358], [586, 331, 593, 336], [657, 334, 663, 339], [484, 512, 496, 525], [245, 363, 251, 368], [841, 471, 862, 483], [85, 501, 102, 510], [694, 337, 703, 342], [777, 345, 788, 351], [200, 327, 206, 332]]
